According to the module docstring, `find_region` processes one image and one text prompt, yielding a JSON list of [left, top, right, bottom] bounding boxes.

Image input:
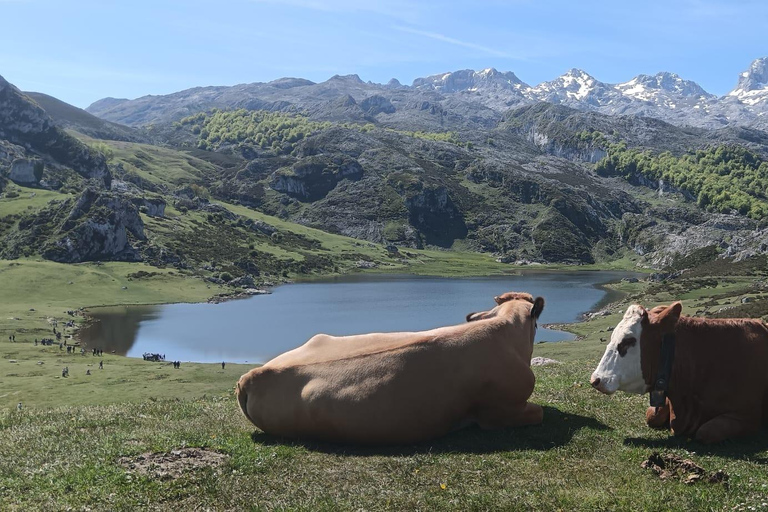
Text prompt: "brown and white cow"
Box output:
[[590, 302, 768, 443], [236, 291, 545, 445]]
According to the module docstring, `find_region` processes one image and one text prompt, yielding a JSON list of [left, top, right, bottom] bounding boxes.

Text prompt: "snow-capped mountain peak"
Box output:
[[615, 72, 714, 106], [412, 68, 530, 93], [728, 57, 768, 105], [530, 69, 605, 103]]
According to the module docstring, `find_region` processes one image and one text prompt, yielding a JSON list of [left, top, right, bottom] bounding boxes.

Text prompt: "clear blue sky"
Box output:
[[1, 0, 765, 108]]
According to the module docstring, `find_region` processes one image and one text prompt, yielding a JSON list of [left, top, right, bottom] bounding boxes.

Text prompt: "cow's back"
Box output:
[[238, 320, 534, 444]]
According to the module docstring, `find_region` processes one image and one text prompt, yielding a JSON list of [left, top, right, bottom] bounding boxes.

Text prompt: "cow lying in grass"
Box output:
[[590, 302, 768, 443], [237, 291, 545, 445]]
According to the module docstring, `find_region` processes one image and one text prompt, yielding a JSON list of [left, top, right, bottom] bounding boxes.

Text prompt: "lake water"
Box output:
[[79, 271, 635, 364]]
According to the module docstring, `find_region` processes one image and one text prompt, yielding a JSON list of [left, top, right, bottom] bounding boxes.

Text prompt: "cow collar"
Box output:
[[649, 332, 676, 408]]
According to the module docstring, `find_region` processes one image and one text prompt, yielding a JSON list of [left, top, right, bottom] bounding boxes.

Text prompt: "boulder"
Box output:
[[8, 158, 43, 185], [131, 196, 166, 217], [230, 275, 256, 288]]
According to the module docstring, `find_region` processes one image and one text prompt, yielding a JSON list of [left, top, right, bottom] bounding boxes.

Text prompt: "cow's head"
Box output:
[[466, 292, 545, 324], [590, 302, 682, 395]]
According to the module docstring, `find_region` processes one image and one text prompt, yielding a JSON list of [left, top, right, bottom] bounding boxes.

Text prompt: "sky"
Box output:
[[0, 0, 766, 108]]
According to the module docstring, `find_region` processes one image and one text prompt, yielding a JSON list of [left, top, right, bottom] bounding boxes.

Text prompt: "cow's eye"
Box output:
[[616, 337, 637, 357]]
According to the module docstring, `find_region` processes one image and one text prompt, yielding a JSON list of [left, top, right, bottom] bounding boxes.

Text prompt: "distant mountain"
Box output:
[[85, 58, 768, 132], [5, 72, 768, 269], [0, 75, 110, 189], [413, 68, 530, 94], [24, 91, 144, 142], [529, 69, 615, 106]]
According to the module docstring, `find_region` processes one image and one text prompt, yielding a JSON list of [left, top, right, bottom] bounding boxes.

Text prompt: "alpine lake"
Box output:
[[79, 271, 639, 364]]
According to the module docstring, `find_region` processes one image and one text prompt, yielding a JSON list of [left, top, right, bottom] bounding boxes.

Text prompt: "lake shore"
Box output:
[[77, 270, 642, 364]]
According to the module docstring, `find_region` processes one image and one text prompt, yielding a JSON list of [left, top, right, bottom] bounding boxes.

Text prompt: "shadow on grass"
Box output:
[[249, 406, 609, 456], [623, 430, 768, 461]]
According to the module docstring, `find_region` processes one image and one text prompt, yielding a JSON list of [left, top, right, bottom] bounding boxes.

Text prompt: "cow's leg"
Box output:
[[694, 413, 760, 444], [476, 401, 543, 430], [646, 398, 672, 430]]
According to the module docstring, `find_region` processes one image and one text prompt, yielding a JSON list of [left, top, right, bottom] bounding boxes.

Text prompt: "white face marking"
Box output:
[[590, 305, 647, 395]]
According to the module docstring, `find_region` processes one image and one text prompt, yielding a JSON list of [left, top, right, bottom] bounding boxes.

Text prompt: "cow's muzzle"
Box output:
[[589, 376, 613, 394]]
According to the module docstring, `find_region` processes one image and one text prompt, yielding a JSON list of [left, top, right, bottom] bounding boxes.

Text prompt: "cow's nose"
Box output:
[[590, 377, 601, 388]]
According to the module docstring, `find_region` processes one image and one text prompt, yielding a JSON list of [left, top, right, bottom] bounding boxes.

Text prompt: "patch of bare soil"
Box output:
[[641, 452, 729, 486], [118, 448, 228, 480]]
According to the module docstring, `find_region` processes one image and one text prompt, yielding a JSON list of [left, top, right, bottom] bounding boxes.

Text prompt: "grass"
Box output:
[[0, 272, 765, 509], [81, 136, 216, 188], [0, 259, 223, 342], [0, 185, 69, 217], [2, 350, 766, 510]]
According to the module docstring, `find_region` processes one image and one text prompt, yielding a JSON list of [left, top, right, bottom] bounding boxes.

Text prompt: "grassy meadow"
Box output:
[[1, 264, 768, 510]]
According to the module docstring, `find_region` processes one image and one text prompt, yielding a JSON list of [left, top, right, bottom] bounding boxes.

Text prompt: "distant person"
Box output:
[[99, 360, 103, 370], [222, 361, 225, 370], [17, 402, 22, 411]]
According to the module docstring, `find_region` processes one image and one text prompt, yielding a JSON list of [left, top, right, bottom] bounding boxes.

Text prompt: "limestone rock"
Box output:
[[42, 188, 145, 263], [8, 158, 43, 185]]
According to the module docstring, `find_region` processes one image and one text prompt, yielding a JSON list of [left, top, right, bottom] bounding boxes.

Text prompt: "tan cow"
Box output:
[[236, 291, 545, 444]]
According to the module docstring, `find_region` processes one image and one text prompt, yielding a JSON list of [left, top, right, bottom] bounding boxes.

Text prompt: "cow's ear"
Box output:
[[653, 302, 682, 329], [531, 297, 545, 320], [467, 310, 495, 322]]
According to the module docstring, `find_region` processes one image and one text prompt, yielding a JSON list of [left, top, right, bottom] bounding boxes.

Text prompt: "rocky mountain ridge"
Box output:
[[0, 75, 111, 191], [86, 59, 768, 131], [4, 73, 768, 274]]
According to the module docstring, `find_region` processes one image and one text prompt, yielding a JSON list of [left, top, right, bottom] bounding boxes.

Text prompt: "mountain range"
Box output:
[[85, 58, 768, 131], [4, 57, 768, 278]]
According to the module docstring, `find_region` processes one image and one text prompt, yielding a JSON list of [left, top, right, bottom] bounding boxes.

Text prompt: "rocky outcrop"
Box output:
[[42, 188, 145, 263], [131, 196, 166, 217], [270, 155, 363, 201], [532, 208, 594, 263], [360, 95, 395, 116], [8, 158, 43, 185], [630, 173, 696, 201], [404, 185, 467, 248]]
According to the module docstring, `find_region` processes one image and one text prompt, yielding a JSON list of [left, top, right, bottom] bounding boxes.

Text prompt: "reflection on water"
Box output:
[[80, 306, 162, 355], [79, 271, 637, 364]]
